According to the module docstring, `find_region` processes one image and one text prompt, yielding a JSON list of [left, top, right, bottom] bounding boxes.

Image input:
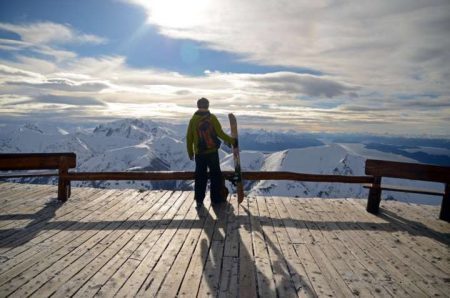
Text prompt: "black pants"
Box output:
[[195, 151, 223, 203]]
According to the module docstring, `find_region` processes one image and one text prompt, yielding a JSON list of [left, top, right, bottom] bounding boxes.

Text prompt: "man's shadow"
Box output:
[[196, 197, 315, 297]]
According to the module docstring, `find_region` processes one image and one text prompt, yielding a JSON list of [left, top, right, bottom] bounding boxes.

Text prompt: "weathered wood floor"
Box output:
[[0, 182, 449, 297]]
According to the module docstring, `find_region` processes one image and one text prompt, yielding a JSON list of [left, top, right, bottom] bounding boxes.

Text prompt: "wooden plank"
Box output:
[[7, 189, 146, 297], [0, 189, 140, 296], [51, 191, 167, 297], [137, 193, 197, 296], [319, 199, 411, 296], [72, 191, 172, 297], [335, 198, 428, 296], [218, 195, 240, 298], [195, 201, 230, 297], [175, 197, 216, 297], [247, 197, 277, 298], [107, 191, 190, 297], [0, 187, 99, 234], [0, 188, 112, 252], [23, 190, 151, 297], [0, 172, 57, 179], [364, 184, 445, 196], [365, 159, 450, 183], [0, 189, 101, 266], [156, 196, 214, 297], [285, 198, 347, 297], [348, 199, 450, 280], [66, 171, 374, 184], [0, 184, 56, 213], [236, 195, 258, 298], [291, 198, 360, 297], [0, 153, 76, 170], [218, 256, 239, 298], [0, 182, 21, 192], [196, 238, 225, 297], [379, 199, 450, 235], [0, 187, 100, 252], [266, 196, 317, 297], [0, 189, 129, 283], [309, 198, 392, 297], [223, 195, 239, 258], [354, 199, 450, 259], [336, 199, 445, 297], [0, 186, 58, 231], [271, 197, 319, 297]]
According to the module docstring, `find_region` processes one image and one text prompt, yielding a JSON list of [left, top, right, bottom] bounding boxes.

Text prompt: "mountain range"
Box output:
[[1, 118, 447, 205]]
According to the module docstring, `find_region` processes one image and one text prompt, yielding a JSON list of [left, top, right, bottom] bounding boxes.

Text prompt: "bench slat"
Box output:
[[363, 184, 444, 196], [0, 153, 76, 170], [365, 159, 450, 183]]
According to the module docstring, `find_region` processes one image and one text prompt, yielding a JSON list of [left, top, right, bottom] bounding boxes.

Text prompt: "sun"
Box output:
[[139, 0, 211, 29]]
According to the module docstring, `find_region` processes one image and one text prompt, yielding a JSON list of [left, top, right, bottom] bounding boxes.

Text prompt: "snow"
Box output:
[[0, 119, 446, 205]]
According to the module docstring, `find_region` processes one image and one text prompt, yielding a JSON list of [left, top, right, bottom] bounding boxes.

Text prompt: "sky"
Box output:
[[0, 0, 449, 136]]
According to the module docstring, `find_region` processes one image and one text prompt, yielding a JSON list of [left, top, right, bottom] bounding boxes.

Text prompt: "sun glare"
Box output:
[[143, 0, 210, 28]]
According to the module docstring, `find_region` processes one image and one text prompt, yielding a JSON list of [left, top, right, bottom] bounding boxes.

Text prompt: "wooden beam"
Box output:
[[242, 172, 374, 183], [367, 176, 382, 214], [58, 156, 71, 202], [0, 172, 58, 178], [0, 153, 76, 171], [440, 183, 450, 222], [363, 184, 445, 196], [365, 159, 450, 183], [65, 171, 374, 184]]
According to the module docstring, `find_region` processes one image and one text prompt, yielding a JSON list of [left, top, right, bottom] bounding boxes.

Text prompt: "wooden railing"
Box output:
[[365, 159, 450, 221], [65, 171, 374, 184], [1, 153, 449, 221], [0, 153, 76, 202]]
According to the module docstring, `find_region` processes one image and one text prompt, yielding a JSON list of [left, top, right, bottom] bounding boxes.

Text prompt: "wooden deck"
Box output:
[[0, 182, 449, 297]]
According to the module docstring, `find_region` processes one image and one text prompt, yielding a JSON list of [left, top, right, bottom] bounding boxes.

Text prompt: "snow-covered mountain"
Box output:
[[0, 119, 194, 190], [0, 119, 445, 204]]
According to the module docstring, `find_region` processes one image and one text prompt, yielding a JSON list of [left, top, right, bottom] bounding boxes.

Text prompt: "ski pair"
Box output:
[[228, 113, 244, 204]]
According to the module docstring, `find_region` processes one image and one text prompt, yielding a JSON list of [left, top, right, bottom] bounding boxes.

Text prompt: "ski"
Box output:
[[228, 113, 244, 203]]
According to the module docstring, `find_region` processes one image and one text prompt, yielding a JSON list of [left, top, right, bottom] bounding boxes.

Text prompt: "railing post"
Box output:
[[58, 156, 69, 202], [439, 183, 450, 222], [367, 176, 382, 214]]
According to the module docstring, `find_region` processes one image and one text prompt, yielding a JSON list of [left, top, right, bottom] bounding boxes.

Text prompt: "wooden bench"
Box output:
[[365, 159, 450, 221], [0, 153, 76, 202]]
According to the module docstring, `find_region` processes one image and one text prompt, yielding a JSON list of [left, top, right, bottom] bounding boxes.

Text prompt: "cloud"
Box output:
[[0, 64, 43, 79], [126, 0, 450, 95], [1, 49, 448, 135], [33, 94, 106, 106], [247, 72, 357, 98], [6, 78, 111, 92], [0, 64, 111, 92], [0, 94, 105, 107], [0, 22, 106, 45], [0, 22, 105, 62]]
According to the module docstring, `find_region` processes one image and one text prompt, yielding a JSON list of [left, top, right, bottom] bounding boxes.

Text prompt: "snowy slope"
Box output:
[[248, 144, 368, 198], [0, 119, 445, 204], [245, 144, 443, 204]]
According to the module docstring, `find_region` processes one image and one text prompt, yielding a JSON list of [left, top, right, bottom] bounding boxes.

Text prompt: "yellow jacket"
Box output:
[[186, 110, 234, 158]]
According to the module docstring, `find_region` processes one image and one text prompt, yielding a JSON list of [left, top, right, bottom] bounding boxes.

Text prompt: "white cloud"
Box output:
[[0, 22, 105, 63], [126, 0, 450, 95], [2, 4, 450, 138], [0, 64, 44, 80], [1, 53, 448, 135], [0, 22, 106, 45]]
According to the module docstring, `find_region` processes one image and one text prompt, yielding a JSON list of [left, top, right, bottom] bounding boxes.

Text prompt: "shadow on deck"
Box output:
[[0, 182, 449, 297]]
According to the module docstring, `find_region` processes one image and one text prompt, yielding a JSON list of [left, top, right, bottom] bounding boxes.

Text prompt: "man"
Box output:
[[186, 97, 235, 208]]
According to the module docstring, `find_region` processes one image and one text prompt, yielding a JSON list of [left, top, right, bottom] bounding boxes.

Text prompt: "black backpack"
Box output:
[[197, 114, 221, 152]]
